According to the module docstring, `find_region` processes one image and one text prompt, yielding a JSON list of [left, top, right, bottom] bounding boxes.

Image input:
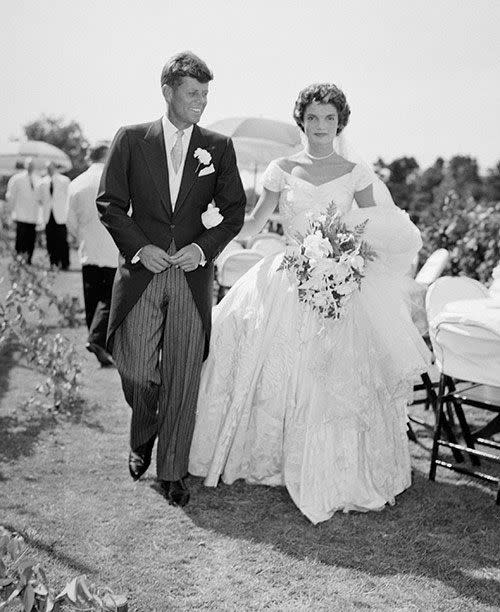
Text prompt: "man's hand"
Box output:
[[169, 244, 202, 272], [138, 244, 171, 273]]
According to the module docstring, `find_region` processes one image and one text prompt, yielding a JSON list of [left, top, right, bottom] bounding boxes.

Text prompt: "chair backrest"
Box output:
[[217, 251, 263, 287], [431, 320, 500, 385], [214, 239, 245, 268], [425, 276, 490, 324], [251, 234, 286, 257], [415, 248, 450, 286]]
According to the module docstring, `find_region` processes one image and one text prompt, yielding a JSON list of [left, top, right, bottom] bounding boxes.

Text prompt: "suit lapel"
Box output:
[[173, 125, 204, 217], [141, 119, 172, 215]]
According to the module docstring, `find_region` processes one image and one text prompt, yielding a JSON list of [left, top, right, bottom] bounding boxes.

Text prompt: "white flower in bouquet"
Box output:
[[350, 254, 365, 273], [336, 278, 359, 296], [309, 258, 334, 278], [303, 231, 333, 260], [313, 293, 329, 309], [330, 261, 351, 283]]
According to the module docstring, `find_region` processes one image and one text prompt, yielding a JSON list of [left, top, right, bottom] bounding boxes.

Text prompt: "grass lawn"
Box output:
[[1, 249, 499, 611]]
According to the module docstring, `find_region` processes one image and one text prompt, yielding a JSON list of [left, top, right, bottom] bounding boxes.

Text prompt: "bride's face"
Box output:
[[303, 102, 339, 147]]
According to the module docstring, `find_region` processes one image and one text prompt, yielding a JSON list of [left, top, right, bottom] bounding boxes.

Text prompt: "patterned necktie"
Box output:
[[171, 129, 184, 174]]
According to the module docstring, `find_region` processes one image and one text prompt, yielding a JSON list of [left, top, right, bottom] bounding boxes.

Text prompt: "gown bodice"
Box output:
[[261, 160, 374, 241]]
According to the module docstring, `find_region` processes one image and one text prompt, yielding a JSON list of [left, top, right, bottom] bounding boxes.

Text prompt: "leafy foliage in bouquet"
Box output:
[[0, 528, 126, 611], [278, 203, 376, 320]]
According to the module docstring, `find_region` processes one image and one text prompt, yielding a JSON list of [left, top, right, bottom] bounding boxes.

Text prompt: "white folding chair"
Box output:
[[425, 276, 490, 323], [415, 248, 450, 287], [249, 233, 286, 258], [409, 276, 490, 438], [427, 281, 500, 503], [216, 251, 263, 301], [214, 239, 245, 270]]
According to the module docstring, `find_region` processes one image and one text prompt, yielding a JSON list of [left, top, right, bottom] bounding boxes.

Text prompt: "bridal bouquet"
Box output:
[[278, 203, 377, 320]]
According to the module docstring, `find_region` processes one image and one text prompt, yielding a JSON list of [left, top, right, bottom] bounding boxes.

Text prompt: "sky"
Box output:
[[1, 0, 499, 171]]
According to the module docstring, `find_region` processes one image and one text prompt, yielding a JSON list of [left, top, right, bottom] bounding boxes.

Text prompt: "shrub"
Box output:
[[419, 190, 500, 284]]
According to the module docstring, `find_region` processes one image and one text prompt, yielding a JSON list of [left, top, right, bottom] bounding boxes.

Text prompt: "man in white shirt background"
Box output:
[[67, 142, 117, 367], [5, 157, 41, 264], [37, 162, 70, 270]]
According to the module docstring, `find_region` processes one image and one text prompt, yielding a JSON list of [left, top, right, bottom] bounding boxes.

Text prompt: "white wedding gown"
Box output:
[[189, 160, 430, 524]]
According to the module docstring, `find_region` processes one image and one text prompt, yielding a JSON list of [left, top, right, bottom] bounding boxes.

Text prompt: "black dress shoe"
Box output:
[[128, 436, 156, 481], [167, 478, 190, 507], [157, 480, 171, 497], [86, 342, 115, 367]]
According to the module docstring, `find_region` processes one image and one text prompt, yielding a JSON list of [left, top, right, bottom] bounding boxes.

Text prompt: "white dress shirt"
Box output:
[[37, 173, 70, 225], [5, 171, 41, 224], [66, 163, 119, 268], [162, 114, 193, 208]]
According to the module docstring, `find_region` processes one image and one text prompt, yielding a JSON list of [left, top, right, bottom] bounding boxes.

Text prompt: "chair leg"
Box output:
[[444, 377, 457, 426], [473, 414, 500, 441], [421, 372, 437, 413], [439, 378, 464, 463], [429, 374, 446, 481], [407, 422, 417, 443], [451, 398, 481, 467]]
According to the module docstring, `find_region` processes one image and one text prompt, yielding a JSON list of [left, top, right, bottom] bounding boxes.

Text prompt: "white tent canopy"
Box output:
[[0, 140, 72, 175]]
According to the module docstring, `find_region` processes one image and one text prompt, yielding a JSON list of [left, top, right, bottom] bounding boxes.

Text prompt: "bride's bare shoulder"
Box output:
[[275, 152, 304, 174]]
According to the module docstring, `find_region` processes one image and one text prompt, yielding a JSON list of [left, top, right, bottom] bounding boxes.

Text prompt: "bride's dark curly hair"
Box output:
[[293, 83, 351, 135]]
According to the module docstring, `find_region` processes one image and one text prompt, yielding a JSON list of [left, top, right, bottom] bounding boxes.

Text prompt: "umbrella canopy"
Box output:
[[0, 140, 72, 175], [208, 117, 302, 169]]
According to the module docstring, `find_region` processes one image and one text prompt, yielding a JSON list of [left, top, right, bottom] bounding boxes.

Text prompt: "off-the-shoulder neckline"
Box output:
[[274, 163, 355, 188]]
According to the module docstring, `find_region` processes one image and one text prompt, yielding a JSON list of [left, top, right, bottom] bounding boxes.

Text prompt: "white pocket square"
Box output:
[[198, 164, 215, 177]]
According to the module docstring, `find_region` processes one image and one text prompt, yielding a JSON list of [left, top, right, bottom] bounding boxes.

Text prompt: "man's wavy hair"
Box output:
[[161, 51, 213, 89], [293, 83, 351, 135]]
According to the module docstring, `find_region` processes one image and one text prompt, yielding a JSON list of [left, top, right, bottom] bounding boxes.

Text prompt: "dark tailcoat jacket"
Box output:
[[96, 119, 246, 359]]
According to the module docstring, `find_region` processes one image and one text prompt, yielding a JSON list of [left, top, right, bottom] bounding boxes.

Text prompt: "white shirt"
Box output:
[[66, 163, 119, 268], [5, 171, 41, 224], [37, 173, 70, 225], [161, 114, 193, 208]]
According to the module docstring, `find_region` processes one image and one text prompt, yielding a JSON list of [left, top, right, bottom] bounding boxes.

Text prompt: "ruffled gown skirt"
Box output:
[[189, 252, 430, 524]]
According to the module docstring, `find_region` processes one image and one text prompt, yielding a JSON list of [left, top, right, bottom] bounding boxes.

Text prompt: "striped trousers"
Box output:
[[113, 261, 205, 481]]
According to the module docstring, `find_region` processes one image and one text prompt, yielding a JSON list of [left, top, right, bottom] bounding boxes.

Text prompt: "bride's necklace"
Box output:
[[304, 148, 335, 161]]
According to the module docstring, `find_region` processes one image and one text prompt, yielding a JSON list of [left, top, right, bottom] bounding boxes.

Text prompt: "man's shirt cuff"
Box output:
[[131, 248, 142, 264], [193, 243, 206, 266]]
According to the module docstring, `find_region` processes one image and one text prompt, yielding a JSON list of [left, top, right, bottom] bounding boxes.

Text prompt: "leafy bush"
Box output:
[[0, 236, 82, 411], [0, 528, 126, 611], [419, 190, 500, 284], [375, 154, 500, 283]]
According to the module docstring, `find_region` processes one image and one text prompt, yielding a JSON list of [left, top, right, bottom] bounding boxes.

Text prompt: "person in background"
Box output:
[[5, 157, 41, 263], [37, 162, 70, 270], [67, 143, 117, 367]]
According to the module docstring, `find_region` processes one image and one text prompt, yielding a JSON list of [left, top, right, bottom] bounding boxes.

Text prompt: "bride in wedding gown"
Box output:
[[189, 83, 430, 524]]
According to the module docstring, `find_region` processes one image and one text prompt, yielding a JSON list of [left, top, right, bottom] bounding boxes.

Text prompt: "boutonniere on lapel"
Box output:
[[201, 202, 223, 229], [194, 148, 215, 177]]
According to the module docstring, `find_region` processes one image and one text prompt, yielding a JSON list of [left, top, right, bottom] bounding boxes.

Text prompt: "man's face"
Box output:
[[163, 76, 209, 129]]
